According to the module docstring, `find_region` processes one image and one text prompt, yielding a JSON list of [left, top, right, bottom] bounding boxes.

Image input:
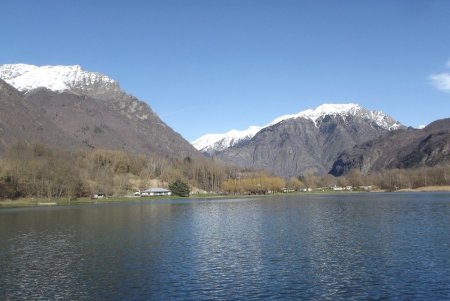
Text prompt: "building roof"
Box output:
[[142, 188, 170, 193]]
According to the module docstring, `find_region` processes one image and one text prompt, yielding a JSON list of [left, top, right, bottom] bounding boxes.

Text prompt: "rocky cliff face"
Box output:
[[330, 119, 450, 176], [215, 106, 404, 177], [0, 64, 200, 158]]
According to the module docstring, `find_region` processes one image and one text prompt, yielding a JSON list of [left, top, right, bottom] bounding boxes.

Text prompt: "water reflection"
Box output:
[[1, 193, 450, 300]]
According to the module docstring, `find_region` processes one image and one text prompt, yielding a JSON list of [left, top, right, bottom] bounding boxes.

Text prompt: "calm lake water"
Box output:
[[1, 193, 450, 300]]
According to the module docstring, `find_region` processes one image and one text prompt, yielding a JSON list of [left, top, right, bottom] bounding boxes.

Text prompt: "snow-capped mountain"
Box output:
[[0, 63, 153, 120], [269, 103, 402, 130], [213, 103, 405, 177], [0, 63, 119, 95], [0, 64, 200, 158], [192, 103, 402, 154], [192, 126, 262, 155]]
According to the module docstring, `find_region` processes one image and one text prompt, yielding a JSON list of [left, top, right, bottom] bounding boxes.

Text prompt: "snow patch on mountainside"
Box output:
[[192, 103, 403, 153], [0, 63, 117, 93]]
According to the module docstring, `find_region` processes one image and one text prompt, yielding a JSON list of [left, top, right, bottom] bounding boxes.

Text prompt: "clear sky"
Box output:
[[2, 0, 450, 141]]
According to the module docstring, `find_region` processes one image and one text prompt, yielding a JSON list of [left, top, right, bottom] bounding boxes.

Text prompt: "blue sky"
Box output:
[[2, 0, 450, 141]]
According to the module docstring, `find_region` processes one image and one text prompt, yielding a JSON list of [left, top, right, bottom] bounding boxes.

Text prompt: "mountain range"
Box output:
[[192, 104, 403, 155], [193, 104, 405, 177], [1, 63, 448, 179], [0, 64, 199, 158]]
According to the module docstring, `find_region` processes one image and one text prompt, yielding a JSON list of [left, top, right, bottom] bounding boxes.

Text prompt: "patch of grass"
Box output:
[[412, 186, 450, 192]]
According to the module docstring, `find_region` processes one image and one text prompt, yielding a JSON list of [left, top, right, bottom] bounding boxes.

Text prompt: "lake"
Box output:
[[1, 193, 450, 300]]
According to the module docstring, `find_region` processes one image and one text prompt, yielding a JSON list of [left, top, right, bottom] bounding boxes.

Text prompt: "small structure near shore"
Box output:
[[38, 202, 57, 206], [134, 188, 172, 197]]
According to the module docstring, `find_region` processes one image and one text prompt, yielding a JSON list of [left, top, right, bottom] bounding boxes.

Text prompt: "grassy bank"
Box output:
[[2, 187, 450, 209], [0, 197, 101, 209], [397, 185, 450, 192], [0, 196, 179, 209], [0, 193, 251, 209]]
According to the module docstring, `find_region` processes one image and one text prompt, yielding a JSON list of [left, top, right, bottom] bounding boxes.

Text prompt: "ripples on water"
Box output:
[[1, 193, 450, 300]]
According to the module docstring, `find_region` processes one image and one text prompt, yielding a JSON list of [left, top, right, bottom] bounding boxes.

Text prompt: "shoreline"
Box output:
[[1, 187, 450, 209], [396, 185, 450, 192], [0, 194, 256, 209]]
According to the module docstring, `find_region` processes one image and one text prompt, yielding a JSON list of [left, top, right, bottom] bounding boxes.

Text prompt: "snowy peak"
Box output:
[[272, 103, 361, 126], [0, 63, 119, 94], [272, 103, 402, 130], [192, 126, 262, 154], [0, 63, 157, 123], [192, 103, 403, 154]]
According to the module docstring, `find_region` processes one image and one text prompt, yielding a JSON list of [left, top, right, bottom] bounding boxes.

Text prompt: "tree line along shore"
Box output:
[[1, 143, 449, 204]]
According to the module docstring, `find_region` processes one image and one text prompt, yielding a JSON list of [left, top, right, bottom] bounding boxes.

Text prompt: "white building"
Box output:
[[135, 188, 172, 197]]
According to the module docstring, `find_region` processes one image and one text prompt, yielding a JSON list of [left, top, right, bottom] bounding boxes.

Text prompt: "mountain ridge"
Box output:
[[208, 104, 405, 177], [329, 118, 450, 176], [0, 63, 201, 159], [193, 103, 403, 155], [0, 63, 118, 94]]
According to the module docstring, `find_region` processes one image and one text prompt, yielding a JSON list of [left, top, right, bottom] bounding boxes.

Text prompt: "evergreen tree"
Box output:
[[169, 179, 190, 197]]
